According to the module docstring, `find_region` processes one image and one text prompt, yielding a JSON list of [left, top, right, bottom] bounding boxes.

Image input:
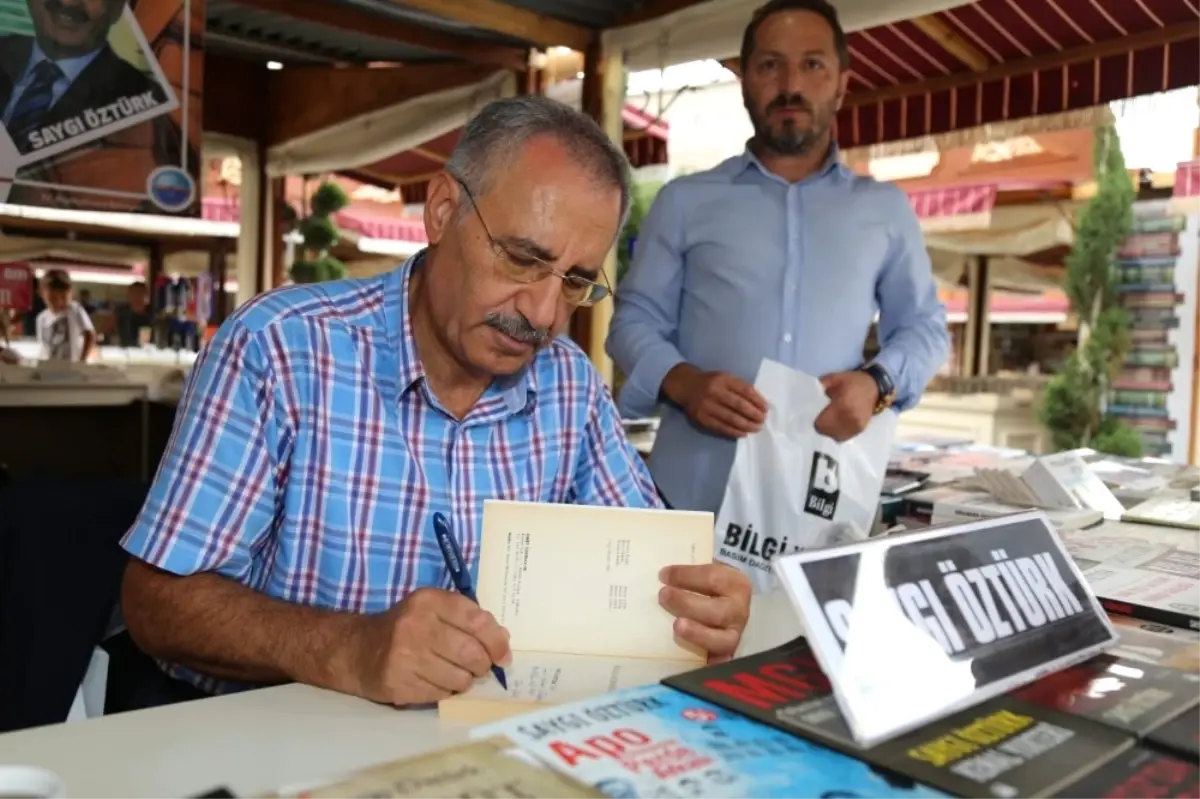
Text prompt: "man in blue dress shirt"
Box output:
[[607, 0, 949, 513]]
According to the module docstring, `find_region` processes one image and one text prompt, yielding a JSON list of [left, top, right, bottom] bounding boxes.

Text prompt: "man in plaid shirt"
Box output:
[[120, 96, 752, 706]]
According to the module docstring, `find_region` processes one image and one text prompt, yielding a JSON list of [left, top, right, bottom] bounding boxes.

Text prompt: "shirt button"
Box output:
[[783, 334, 793, 343]]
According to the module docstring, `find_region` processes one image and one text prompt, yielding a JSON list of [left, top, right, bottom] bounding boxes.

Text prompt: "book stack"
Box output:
[[1109, 202, 1188, 458], [453, 507, 1193, 798], [1056, 515, 1199, 631], [429, 620, 1198, 799], [241, 500, 1200, 799], [252, 620, 1198, 799]]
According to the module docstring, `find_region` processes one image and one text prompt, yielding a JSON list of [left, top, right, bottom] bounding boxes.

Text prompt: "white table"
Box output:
[[0, 685, 470, 798]]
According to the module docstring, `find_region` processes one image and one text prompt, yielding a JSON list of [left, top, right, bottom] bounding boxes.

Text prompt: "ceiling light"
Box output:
[[267, 61, 283, 70]]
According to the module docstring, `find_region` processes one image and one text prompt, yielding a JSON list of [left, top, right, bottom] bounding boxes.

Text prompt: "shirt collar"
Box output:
[[28, 41, 101, 84], [385, 250, 536, 412], [736, 140, 849, 184]]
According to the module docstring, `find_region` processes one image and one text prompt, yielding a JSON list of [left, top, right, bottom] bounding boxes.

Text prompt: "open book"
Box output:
[[437, 499, 714, 723]]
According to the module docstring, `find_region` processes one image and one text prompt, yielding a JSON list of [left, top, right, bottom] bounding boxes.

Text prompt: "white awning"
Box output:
[[266, 71, 515, 177], [0, 202, 238, 238], [924, 202, 1079, 257]]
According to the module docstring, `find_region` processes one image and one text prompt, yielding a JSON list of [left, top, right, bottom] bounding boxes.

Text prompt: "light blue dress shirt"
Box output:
[[607, 147, 950, 513], [2, 42, 100, 124]]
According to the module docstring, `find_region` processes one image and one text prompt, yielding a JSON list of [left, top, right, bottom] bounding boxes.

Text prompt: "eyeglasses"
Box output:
[[449, 173, 612, 307]]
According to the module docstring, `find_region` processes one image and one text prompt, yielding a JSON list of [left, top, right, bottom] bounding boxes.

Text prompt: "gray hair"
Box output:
[[445, 95, 632, 233]]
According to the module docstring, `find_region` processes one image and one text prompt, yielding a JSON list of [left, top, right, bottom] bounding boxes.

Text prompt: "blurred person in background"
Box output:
[[115, 280, 153, 347], [36, 268, 95, 362]]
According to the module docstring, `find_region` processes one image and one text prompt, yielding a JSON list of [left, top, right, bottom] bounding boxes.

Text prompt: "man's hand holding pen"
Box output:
[[342, 587, 513, 706], [337, 509, 753, 707]]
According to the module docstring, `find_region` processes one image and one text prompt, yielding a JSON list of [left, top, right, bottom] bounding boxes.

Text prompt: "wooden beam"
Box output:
[[394, 168, 444, 187], [340, 167, 405, 188], [845, 21, 1197, 108], [268, 62, 497, 144], [204, 53, 269, 141], [910, 15, 989, 71], [382, 0, 591, 51], [234, 0, 527, 69], [412, 146, 448, 163]]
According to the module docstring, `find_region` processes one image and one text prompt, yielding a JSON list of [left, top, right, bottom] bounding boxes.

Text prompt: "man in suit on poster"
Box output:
[[0, 0, 168, 157]]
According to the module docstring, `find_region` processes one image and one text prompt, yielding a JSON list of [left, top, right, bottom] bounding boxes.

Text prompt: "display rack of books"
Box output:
[[1109, 200, 1189, 457]]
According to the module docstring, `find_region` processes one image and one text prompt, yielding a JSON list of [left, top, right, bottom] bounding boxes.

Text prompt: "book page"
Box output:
[[476, 500, 713, 661], [452, 650, 699, 705]]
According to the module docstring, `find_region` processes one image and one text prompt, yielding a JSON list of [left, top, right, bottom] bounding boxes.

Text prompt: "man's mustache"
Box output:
[[43, 0, 92, 23], [766, 93, 812, 114], [485, 311, 550, 348]]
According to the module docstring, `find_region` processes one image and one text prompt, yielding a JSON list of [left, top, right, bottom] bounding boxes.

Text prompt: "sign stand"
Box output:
[[772, 511, 1117, 748]]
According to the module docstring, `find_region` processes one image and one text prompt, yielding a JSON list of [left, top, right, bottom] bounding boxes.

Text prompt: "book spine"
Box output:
[[1098, 597, 1200, 633]]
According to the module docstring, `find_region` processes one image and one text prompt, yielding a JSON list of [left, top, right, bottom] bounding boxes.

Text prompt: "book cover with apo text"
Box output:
[[471, 683, 949, 798]]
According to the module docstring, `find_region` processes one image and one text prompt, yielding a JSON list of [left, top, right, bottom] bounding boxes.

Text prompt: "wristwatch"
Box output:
[[859, 361, 896, 415]]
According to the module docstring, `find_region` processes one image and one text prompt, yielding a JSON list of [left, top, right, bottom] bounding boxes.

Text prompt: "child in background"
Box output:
[[36, 270, 95, 362]]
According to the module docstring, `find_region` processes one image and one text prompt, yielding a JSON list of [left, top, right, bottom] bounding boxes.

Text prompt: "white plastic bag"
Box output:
[[714, 359, 897, 594]]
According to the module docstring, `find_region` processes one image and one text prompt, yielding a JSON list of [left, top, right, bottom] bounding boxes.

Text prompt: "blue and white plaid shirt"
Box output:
[[122, 252, 661, 694]]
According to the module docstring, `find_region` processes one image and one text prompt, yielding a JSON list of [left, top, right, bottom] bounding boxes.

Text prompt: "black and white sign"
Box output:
[[773, 510, 1117, 748], [804, 452, 840, 519]]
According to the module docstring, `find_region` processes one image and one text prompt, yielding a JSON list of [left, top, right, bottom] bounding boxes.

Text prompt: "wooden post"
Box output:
[[253, 142, 269, 297], [963, 255, 992, 377], [269, 178, 288, 289], [210, 240, 230, 323], [146, 241, 163, 315], [1188, 118, 1199, 463], [576, 38, 624, 387], [519, 50, 543, 95]]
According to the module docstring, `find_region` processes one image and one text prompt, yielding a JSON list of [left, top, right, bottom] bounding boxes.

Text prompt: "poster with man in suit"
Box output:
[[0, 0, 201, 215]]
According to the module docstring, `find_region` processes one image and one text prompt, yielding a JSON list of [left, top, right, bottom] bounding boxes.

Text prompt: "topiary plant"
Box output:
[[289, 181, 351, 284], [1037, 125, 1140, 456]]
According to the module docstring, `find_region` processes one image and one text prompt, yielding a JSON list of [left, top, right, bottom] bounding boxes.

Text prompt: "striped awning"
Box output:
[[202, 197, 429, 244], [939, 287, 1070, 324], [832, 0, 1198, 154], [909, 183, 998, 232]]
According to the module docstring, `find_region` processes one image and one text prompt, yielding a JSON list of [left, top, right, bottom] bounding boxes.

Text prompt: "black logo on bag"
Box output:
[[805, 452, 840, 519]]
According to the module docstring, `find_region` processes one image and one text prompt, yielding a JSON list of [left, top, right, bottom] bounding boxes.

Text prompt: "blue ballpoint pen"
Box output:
[[432, 512, 508, 690]]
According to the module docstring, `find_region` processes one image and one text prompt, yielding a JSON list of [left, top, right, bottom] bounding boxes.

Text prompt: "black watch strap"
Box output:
[[860, 362, 896, 413]]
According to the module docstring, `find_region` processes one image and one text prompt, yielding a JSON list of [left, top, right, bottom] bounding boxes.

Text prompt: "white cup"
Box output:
[[0, 766, 64, 798]]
